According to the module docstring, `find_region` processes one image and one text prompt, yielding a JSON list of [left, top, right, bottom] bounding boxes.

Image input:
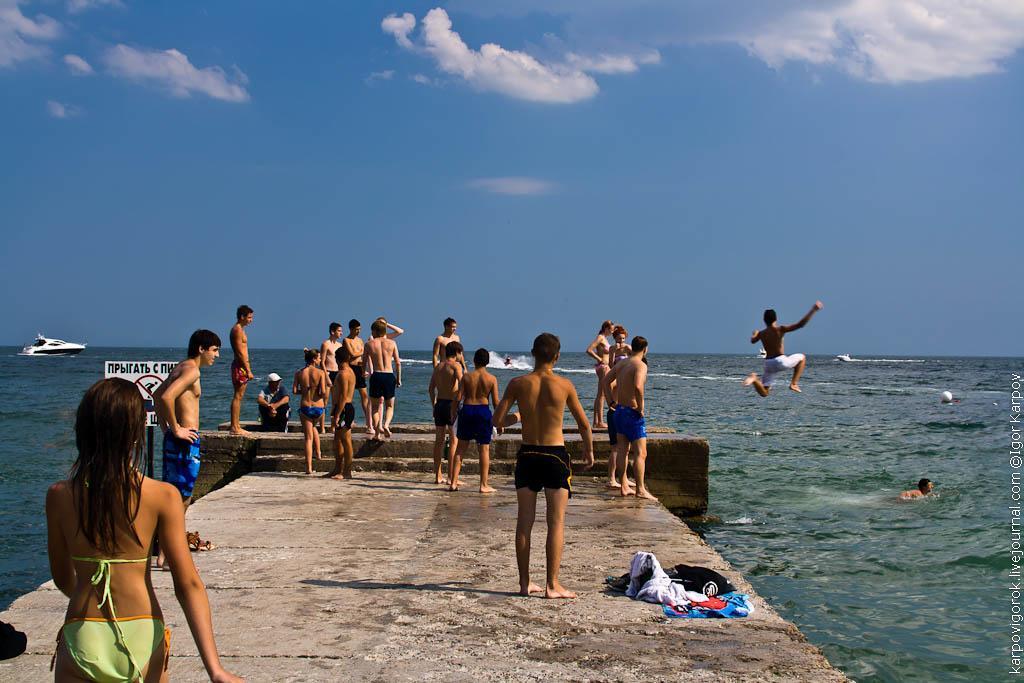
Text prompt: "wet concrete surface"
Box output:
[[0, 473, 845, 681]]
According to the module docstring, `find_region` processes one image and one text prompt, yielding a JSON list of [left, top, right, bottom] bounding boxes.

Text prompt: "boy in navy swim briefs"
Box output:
[[493, 333, 594, 599], [602, 336, 655, 500], [449, 348, 501, 493]]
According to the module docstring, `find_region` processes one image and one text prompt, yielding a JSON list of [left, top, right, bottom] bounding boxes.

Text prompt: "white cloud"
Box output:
[[0, 0, 60, 68], [67, 0, 122, 13], [731, 0, 1024, 83], [564, 49, 661, 74], [383, 8, 599, 104], [46, 99, 81, 118], [468, 177, 555, 195], [63, 53, 93, 75], [365, 69, 394, 84], [411, 73, 432, 85], [450, 0, 1024, 84], [381, 12, 416, 49], [102, 44, 250, 102]]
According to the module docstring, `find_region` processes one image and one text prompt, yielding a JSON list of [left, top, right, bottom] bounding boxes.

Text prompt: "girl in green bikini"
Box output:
[[47, 378, 242, 682]]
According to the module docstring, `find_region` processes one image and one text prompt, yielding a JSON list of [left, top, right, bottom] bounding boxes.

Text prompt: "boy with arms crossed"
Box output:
[[493, 333, 594, 599], [450, 348, 501, 493], [428, 341, 463, 485]]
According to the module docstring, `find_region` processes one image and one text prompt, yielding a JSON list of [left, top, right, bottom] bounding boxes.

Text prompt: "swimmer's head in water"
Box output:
[[918, 478, 933, 494], [532, 333, 560, 365], [764, 309, 777, 325], [474, 348, 489, 367]]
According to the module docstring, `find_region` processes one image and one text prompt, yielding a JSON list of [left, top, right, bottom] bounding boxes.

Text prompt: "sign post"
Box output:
[[104, 361, 178, 478]]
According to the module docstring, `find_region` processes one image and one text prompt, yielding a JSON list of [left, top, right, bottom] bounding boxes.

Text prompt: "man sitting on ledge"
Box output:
[[257, 372, 290, 432]]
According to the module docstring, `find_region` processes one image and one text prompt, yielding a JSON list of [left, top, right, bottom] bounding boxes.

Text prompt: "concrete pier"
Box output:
[[196, 425, 709, 517], [0, 472, 846, 682]]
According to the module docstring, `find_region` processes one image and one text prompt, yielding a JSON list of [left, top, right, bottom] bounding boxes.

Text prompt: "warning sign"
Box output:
[[104, 361, 178, 426]]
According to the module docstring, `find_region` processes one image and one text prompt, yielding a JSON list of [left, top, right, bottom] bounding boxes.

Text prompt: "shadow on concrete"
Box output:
[[302, 578, 519, 598]]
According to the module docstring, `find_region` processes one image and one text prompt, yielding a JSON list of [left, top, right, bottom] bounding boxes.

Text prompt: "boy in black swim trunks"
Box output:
[[329, 346, 357, 480], [428, 341, 463, 485], [493, 333, 594, 599]]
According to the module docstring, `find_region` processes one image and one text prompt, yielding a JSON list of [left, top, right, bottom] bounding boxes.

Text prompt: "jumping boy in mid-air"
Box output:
[[493, 333, 594, 599], [744, 300, 823, 396], [428, 341, 463, 485], [449, 348, 501, 493]]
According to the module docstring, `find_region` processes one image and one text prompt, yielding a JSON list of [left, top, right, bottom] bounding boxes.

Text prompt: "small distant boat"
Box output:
[[757, 348, 767, 359], [20, 334, 86, 356], [836, 354, 853, 362]]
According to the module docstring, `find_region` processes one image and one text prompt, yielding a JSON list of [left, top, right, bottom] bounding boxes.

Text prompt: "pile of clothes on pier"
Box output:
[[605, 551, 753, 619]]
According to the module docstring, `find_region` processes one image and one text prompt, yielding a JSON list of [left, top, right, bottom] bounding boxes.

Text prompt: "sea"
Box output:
[[0, 347, 1013, 681]]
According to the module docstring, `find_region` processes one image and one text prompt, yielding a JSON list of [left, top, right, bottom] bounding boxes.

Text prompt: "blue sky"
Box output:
[[2, 1, 1021, 355]]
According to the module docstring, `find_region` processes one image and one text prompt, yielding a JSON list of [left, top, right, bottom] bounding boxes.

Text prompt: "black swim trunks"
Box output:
[[369, 371, 397, 400], [336, 402, 355, 430], [328, 370, 339, 384], [351, 365, 367, 389], [433, 398, 455, 427], [514, 445, 572, 497], [607, 407, 617, 445]]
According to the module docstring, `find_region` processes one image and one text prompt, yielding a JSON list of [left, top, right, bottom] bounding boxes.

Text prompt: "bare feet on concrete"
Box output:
[[479, 485, 496, 494], [636, 488, 657, 501], [545, 583, 577, 599], [519, 582, 543, 597]]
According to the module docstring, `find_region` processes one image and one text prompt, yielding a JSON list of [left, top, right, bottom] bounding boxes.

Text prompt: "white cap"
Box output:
[[268, 372, 282, 382]]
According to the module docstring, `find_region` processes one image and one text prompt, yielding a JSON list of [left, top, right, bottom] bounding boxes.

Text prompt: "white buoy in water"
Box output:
[[941, 391, 954, 404]]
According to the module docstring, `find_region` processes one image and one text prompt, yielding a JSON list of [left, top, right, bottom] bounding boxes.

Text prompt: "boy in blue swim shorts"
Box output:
[[450, 348, 501, 493], [152, 328, 222, 566], [601, 336, 655, 500]]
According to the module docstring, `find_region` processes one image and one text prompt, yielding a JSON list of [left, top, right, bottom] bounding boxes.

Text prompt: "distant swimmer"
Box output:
[[609, 325, 630, 368], [365, 318, 402, 439], [432, 317, 467, 372], [602, 336, 654, 500], [493, 333, 594, 599], [429, 341, 463, 486], [152, 328, 221, 569], [294, 348, 328, 474], [586, 320, 614, 428], [451, 348, 502, 493], [744, 301, 824, 397], [228, 305, 255, 435], [328, 345, 357, 480], [900, 478, 934, 500]]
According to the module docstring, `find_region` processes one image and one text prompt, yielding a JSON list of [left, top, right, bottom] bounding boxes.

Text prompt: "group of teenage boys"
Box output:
[[151, 302, 833, 595]]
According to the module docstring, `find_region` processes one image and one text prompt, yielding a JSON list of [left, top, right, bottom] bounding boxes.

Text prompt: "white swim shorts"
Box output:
[[762, 353, 805, 387]]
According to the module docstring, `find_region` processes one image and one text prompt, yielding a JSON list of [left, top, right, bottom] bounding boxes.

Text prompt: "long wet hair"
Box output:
[[70, 378, 146, 554]]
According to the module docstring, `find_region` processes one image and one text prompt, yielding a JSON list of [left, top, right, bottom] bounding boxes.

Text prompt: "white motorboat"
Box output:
[[836, 354, 853, 362], [20, 334, 86, 356], [757, 348, 767, 359]]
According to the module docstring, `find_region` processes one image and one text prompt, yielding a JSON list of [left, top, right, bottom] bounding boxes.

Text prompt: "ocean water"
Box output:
[[0, 347, 1013, 681]]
